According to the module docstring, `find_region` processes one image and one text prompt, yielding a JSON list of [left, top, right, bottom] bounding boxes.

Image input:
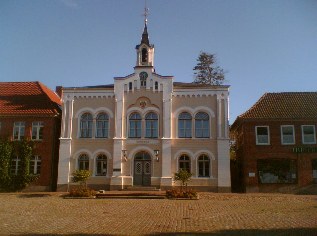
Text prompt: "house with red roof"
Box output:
[[0, 81, 61, 191], [231, 92, 317, 193]]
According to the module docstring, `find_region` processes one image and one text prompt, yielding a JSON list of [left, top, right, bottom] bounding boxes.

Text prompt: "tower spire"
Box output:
[[141, 1, 150, 46]]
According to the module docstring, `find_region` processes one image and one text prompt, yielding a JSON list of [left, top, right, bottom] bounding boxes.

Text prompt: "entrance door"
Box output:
[[133, 151, 151, 186]]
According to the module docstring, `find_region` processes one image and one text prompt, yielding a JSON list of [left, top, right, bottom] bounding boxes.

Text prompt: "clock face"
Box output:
[[139, 71, 148, 80]]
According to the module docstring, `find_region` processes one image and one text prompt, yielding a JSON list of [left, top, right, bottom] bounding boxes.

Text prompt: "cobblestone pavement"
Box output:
[[0, 192, 316, 235]]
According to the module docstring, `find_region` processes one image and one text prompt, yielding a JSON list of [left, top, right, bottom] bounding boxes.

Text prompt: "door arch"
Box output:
[[133, 151, 151, 186]]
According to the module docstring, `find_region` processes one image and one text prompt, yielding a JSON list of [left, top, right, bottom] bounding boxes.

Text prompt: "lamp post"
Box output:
[[122, 149, 127, 162], [154, 149, 160, 162]]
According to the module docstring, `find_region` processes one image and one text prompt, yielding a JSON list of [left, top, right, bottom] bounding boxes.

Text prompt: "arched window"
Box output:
[[145, 112, 158, 138], [179, 154, 191, 173], [195, 112, 210, 138], [80, 113, 93, 138], [96, 154, 107, 176], [78, 154, 89, 170], [129, 113, 142, 138], [96, 113, 109, 138], [178, 112, 192, 138], [142, 48, 148, 63], [198, 154, 210, 177]]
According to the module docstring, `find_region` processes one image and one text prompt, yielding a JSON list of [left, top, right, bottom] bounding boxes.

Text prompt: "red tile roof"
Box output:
[[232, 92, 317, 128], [0, 81, 61, 116]]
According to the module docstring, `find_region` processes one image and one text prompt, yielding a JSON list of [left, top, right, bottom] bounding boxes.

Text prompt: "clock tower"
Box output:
[[135, 7, 154, 69]]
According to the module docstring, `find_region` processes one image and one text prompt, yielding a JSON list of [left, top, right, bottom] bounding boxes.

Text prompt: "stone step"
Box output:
[[125, 186, 160, 191]]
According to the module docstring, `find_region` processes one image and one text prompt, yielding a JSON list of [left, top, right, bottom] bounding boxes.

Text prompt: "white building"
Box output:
[[57, 19, 231, 192]]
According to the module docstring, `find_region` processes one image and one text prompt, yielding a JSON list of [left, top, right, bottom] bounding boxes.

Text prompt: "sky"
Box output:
[[1, 0, 316, 123]]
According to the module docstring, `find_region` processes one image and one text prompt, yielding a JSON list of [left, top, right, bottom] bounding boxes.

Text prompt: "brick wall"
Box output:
[[232, 120, 317, 192], [0, 116, 61, 191]]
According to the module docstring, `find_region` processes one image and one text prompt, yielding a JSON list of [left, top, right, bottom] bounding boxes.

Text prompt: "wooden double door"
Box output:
[[133, 151, 151, 186]]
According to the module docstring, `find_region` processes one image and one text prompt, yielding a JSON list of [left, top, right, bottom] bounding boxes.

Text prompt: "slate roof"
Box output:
[[0, 81, 61, 116], [232, 92, 317, 128]]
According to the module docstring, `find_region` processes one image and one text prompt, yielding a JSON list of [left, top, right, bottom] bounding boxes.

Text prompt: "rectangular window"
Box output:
[[32, 122, 44, 140], [11, 157, 20, 175], [30, 156, 41, 175], [129, 82, 133, 91], [302, 125, 316, 144], [13, 122, 25, 140], [258, 159, 297, 184], [281, 125, 295, 145], [256, 126, 270, 145]]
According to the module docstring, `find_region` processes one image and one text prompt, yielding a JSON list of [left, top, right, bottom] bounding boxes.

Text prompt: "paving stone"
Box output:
[[0, 192, 316, 235]]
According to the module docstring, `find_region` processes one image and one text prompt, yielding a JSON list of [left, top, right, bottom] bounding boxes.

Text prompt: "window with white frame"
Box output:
[[145, 112, 158, 138], [96, 113, 109, 138], [13, 122, 25, 140], [281, 125, 295, 145], [30, 156, 41, 175], [178, 112, 192, 138], [302, 125, 316, 144], [198, 154, 210, 177], [129, 112, 142, 138], [96, 154, 107, 176], [78, 154, 89, 170], [179, 154, 191, 173], [32, 122, 44, 140], [195, 112, 210, 138], [80, 113, 93, 138], [11, 156, 20, 175], [256, 126, 270, 145]]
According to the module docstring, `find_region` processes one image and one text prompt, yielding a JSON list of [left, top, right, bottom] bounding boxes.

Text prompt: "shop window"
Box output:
[[258, 159, 297, 184]]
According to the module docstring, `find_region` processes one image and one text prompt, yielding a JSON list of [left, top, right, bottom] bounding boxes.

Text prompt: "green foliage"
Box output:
[[173, 169, 192, 191], [166, 189, 198, 199], [0, 139, 38, 191], [72, 170, 91, 187], [69, 186, 96, 197], [0, 139, 13, 190], [193, 51, 225, 85]]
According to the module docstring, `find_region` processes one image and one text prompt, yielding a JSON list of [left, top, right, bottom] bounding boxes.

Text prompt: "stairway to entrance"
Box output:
[[125, 186, 160, 191]]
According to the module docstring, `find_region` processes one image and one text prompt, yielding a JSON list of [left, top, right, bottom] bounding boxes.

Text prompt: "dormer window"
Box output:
[[142, 48, 148, 63]]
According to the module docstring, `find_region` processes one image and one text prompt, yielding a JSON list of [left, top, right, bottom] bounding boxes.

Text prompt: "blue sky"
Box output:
[[1, 0, 316, 123]]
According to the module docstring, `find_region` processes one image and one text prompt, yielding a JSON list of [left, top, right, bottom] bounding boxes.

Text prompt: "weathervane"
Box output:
[[143, 0, 149, 24]]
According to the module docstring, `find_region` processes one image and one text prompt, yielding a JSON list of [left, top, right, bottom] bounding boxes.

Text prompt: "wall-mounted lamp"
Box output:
[[154, 150, 160, 162], [122, 149, 127, 162]]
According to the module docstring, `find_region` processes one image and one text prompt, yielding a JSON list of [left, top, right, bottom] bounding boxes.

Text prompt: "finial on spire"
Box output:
[[143, 0, 149, 25]]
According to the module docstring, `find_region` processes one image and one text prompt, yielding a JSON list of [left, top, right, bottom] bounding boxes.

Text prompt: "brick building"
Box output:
[[230, 92, 317, 193], [0, 82, 61, 191]]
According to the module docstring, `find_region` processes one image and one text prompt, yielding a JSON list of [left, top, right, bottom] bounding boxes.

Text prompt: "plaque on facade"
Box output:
[[249, 172, 255, 177]]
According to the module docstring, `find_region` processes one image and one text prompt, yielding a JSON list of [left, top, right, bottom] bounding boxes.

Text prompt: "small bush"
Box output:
[[166, 188, 198, 199], [69, 186, 96, 197]]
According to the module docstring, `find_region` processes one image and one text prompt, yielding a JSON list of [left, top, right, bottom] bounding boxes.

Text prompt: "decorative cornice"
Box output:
[[172, 90, 228, 98]]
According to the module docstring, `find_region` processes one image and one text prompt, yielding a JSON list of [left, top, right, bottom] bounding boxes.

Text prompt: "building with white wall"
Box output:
[[57, 20, 231, 192]]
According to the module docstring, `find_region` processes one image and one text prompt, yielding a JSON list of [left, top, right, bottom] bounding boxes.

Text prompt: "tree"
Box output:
[[72, 170, 91, 188], [173, 169, 192, 191], [193, 51, 225, 85]]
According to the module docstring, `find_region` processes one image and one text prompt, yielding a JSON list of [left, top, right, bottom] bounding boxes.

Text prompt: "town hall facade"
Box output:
[[57, 20, 231, 192]]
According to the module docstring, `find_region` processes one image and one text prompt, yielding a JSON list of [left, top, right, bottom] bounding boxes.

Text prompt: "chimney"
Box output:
[[55, 86, 63, 98]]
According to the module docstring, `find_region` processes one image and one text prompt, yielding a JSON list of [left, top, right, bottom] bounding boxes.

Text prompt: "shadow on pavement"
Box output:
[[17, 227, 317, 236], [17, 193, 52, 198]]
